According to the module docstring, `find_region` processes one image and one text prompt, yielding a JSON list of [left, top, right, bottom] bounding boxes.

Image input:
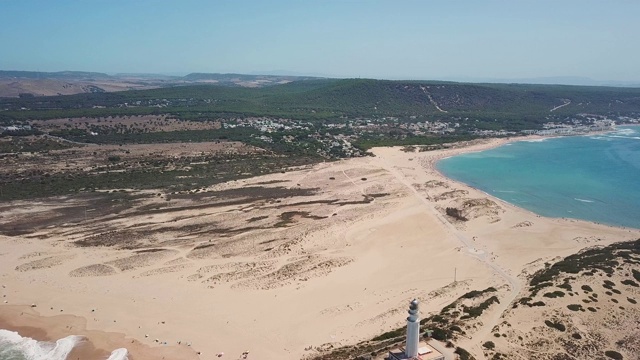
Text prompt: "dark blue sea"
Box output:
[[437, 126, 640, 229]]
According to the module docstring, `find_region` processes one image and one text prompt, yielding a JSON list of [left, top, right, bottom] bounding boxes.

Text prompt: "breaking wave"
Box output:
[[0, 330, 128, 360]]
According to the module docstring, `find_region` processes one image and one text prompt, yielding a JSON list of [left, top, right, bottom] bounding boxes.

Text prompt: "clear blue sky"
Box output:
[[1, 0, 639, 81]]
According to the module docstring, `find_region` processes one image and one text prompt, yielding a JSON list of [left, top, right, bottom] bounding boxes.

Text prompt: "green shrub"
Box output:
[[567, 304, 583, 311], [461, 287, 497, 299], [543, 291, 565, 298], [605, 350, 623, 360], [430, 327, 451, 341], [544, 320, 566, 332], [446, 207, 467, 221], [483, 341, 495, 350], [461, 296, 500, 319], [455, 347, 475, 360]]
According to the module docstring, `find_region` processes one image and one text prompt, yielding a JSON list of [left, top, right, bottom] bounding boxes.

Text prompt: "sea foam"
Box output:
[[0, 330, 129, 360], [106, 348, 129, 360], [0, 330, 82, 360]]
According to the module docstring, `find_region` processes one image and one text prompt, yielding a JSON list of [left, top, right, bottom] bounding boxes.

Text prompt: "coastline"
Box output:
[[1, 130, 639, 360], [433, 129, 640, 230], [0, 305, 197, 360]]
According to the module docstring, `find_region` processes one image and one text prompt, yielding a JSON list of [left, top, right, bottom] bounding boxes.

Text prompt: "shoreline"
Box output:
[[0, 306, 113, 360], [1, 128, 639, 360], [431, 130, 640, 231], [0, 305, 197, 360]]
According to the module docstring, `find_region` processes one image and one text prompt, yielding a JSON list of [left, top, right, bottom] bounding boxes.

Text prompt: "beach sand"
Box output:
[[1, 136, 638, 359]]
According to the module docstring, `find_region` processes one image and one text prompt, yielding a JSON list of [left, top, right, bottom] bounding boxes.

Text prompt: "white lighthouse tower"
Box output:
[[405, 299, 420, 358], [388, 298, 444, 360]]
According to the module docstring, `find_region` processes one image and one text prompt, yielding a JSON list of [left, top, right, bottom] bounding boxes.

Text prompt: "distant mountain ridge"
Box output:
[[182, 72, 322, 85], [0, 71, 326, 97], [1, 70, 639, 99], [0, 70, 113, 80]]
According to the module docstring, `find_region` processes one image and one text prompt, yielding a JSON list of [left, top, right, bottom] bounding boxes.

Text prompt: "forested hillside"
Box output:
[[2, 79, 639, 130]]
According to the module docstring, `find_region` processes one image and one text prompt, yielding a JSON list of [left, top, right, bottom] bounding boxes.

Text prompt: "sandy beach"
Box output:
[[1, 136, 638, 360]]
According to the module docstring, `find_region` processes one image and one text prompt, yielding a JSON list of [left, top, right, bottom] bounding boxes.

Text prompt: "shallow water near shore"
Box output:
[[0, 330, 128, 360], [437, 126, 640, 229]]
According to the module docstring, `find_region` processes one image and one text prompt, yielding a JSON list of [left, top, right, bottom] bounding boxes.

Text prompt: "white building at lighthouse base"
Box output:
[[387, 342, 445, 360]]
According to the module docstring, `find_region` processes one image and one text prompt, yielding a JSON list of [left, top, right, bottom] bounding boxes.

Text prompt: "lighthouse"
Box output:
[[405, 299, 420, 358], [387, 298, 444, 360]]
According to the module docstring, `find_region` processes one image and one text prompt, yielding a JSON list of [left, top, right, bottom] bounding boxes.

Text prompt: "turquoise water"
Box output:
[[437, 126, 640, 229]]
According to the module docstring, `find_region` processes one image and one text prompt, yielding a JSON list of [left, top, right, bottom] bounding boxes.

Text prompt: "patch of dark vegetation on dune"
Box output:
[[73, 230, 152, 249], [168, 186, 317, 202], [460, 287, 497, 299], [567, 304, 583, 311], [529, 239, 640, 287], [446, 207, 468, 221], [134, 248, 167, 253], [0, 228, 33, 236], [0, 136, 77, 153], [253, 179, 290, 185], [460, 296, 500, 319], [0, 192, 147, 236], [621, 279, 638, 287], [544, 290, 566, 298], [604, 350, 624, 360], [454, 347, 476, 360], [368, 192, 390, 198], [335, 195, 375, 206], [247, 215, 269, 222], [545, 319, 566, 332], [0, 149, 320, 202], [259, 238, 279, 245], [185, 225, 263, 237], [135, 203, 170, 212], [273, 199, 338, 208], [69, 264, 117, 277], [517, 239, 639, 307], [193, 242, 216, 250], [274, 211, 327, 227]]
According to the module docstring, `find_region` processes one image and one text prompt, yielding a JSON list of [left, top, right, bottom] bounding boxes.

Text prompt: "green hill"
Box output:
[[2, 79, 639, 130]]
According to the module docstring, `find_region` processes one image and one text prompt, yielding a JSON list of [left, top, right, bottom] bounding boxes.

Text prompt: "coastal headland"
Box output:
[[1, 136, 638, 359]]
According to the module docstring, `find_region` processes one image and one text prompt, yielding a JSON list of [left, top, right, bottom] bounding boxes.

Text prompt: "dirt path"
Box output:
[[550, 99, 571, 112], [420, 86, 448, 113], [375, 153, 522, 360]]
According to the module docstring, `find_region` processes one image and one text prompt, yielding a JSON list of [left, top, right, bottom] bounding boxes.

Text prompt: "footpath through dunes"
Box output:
[[371, 145, 522, 360], [1, 141, 640, 360]]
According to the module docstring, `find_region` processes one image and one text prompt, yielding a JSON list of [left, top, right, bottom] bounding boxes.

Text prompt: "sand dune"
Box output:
[[1, 137, 639, 359]]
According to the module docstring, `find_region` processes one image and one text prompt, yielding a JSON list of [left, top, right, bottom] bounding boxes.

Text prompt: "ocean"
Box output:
[[0, 330, 128, 360], [437, 126, 640, 229]]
